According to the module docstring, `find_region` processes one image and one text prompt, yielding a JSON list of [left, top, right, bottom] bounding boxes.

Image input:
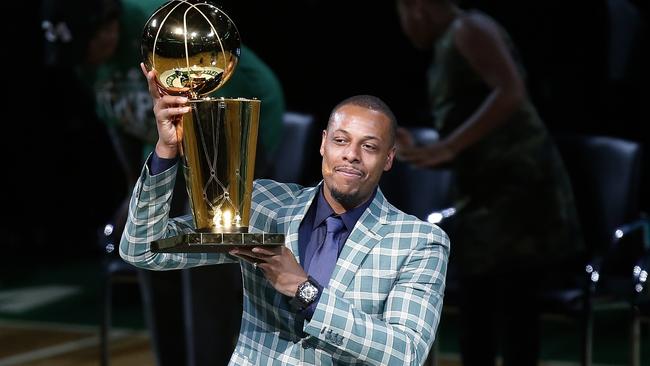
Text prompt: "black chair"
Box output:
[[380, 127, 454, 221], [269, 111, 317, 185], [540, 134, 645, 366], [98, 198, 138, 366], [630, 228, 649, 366]]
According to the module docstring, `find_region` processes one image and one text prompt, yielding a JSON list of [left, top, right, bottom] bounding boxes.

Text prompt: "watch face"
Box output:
[[300, 282, 318, 302]]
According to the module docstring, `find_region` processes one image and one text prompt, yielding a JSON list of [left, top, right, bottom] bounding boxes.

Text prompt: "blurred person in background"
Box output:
[[395, 0, 584, 365], [36, 0, 124, 258]]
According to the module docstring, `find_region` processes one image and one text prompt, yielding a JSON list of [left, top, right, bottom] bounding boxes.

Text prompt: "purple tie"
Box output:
[[308, 216, 345, 287]]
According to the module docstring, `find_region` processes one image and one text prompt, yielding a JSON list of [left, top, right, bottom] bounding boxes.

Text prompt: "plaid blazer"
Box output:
[[121, 162, 449, 365]]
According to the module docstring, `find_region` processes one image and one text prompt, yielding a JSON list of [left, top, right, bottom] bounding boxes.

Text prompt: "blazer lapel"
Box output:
[[280, 183, 320, 265], [328, 189, 391, 295]]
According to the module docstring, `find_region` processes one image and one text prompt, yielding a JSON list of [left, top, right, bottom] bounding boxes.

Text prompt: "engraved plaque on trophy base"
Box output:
[[151, 232, 285, 253]]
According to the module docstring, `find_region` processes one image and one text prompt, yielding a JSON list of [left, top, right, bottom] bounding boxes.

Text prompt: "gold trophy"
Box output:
[[141, 0, 284, 253]]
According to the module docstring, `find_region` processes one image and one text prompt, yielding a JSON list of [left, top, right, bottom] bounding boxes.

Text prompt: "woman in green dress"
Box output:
[[395, 0, 583, 365]]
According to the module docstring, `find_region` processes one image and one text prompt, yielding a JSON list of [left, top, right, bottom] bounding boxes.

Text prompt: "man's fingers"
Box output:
[[139, 62, 148, 78], [231, 246, 280, 261], [251, 246, 281, 256], [141, 62, 161, 99], [158, 106, 191, 121], [160, 95, 188, 105], [155, 95, 189, 120], [229, 251, 260, 264]]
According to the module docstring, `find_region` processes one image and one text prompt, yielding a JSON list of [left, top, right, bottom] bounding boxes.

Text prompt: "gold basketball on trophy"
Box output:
[[141, 0, 241, 98]]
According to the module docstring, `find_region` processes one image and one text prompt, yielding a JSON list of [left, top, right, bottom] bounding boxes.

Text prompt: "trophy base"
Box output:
[[151, 232, 285, 253]]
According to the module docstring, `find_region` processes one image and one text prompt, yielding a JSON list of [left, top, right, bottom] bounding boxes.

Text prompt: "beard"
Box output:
[[330, 186, 365, 210]]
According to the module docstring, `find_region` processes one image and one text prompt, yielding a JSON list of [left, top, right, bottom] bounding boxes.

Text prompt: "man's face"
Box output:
[[320, 104, 395, 211]]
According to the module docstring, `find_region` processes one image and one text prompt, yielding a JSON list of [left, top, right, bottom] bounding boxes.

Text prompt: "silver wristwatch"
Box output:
[[290, 277, 320, 311]]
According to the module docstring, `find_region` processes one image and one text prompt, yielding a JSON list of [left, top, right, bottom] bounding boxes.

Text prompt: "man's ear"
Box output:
[[320, 130, 327, 157], [384, 146, 396, 171]]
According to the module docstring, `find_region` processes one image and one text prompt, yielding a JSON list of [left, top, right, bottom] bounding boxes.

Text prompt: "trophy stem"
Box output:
[[180, 98, 259, 233], [176, 126, 184, 157]]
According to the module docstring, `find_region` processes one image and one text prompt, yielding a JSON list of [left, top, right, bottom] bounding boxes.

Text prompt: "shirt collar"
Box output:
[[312, 186, 377, 231]]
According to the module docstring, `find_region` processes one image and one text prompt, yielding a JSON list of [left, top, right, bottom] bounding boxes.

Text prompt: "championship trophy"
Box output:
[[141, 0, 284, 253]]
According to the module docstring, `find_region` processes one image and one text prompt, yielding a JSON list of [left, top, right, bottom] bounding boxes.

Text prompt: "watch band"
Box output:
[[289, 276, 321, 312]]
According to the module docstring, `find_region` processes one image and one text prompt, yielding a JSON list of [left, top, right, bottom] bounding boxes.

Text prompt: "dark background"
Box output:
[[5, 0, 649, 260]]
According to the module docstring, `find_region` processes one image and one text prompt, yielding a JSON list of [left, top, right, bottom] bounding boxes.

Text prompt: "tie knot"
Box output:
[[325, 216, 345, 234]]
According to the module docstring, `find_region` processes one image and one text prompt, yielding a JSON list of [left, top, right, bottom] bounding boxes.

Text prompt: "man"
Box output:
[[120, 64, 449, 365]]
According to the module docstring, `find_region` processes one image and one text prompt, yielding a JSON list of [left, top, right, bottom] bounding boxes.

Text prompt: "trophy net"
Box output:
[[182, 98, 259, 233]]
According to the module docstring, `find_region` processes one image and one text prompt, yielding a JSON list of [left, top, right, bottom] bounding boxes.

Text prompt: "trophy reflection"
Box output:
[[141, 0, 284, 252]]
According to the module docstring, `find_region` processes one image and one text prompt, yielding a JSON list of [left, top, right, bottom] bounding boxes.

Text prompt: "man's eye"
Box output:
[[334, 138, 346, 144], [363, 144, 377, 151]]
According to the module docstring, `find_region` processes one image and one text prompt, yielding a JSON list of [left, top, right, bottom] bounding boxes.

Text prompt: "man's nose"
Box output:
[[342, 144, 361, 163]]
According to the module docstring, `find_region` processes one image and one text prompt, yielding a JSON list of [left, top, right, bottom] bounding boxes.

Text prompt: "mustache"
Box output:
[[334, 165, 365, 176]]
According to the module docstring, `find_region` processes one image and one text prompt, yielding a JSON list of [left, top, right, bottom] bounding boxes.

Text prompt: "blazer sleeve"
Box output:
[[303, 227, 449, 366], [119, 157, 237, 270]]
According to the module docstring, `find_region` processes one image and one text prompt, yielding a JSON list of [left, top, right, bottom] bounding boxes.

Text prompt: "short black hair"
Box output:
[[328, 95, 397, 146]]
